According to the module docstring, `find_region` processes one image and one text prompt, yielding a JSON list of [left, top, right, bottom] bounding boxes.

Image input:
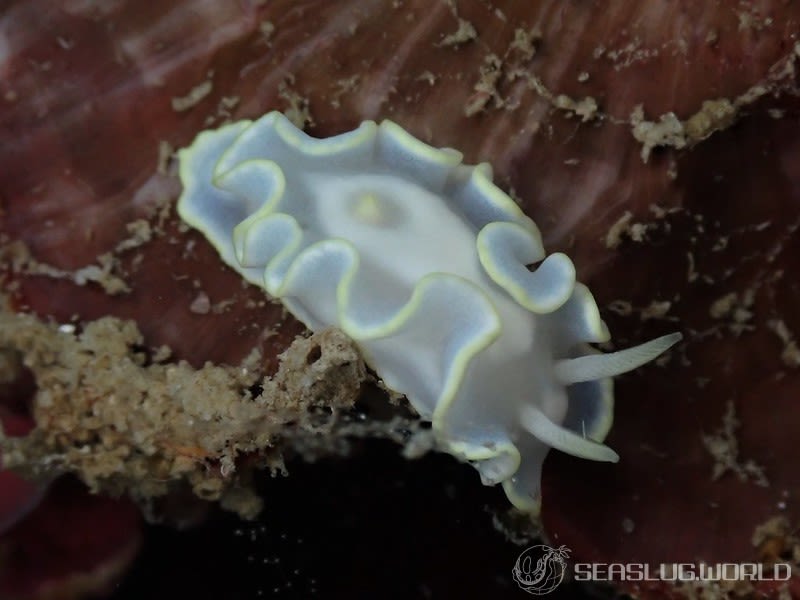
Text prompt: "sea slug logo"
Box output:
[[512, 544, 570, 595]]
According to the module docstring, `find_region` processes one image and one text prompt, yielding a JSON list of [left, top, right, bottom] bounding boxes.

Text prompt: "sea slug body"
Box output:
[[177, 111, 680, 513]]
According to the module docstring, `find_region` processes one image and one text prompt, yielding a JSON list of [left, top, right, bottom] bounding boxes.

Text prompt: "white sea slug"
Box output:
[[177, 111, 681, 513]]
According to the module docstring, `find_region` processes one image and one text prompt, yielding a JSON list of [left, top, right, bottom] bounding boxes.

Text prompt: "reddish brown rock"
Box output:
[[0, 478, 142, 600], [2, 1, 800, 597]]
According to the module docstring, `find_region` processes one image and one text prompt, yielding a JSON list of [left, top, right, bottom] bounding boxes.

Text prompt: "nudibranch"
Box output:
[[177, 111, 680, 513]]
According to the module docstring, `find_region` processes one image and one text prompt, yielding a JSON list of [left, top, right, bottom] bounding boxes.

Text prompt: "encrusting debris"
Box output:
[[464, 53, 503, 117], [278, 76, 314, 130], [630, 105, 687, 163], [438, 0, 477, 48], [1, 237, 131, 295], [0, 217, 156, 296], [463, 27, 598, 122], [702, 401, 768, 488], [629, 43, 800, 162], [708, 291, 755, 336], [630, 100, 736, 163], [767, 319, 800, 368], [437, 18, 476, 47], [259, 20, 275, 43], [0, 311, 371, 518], [171, 79, 213, 112], [752, 515, 800, 565], [188, 291, 211, 314], [604, 210, 654, 248]]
